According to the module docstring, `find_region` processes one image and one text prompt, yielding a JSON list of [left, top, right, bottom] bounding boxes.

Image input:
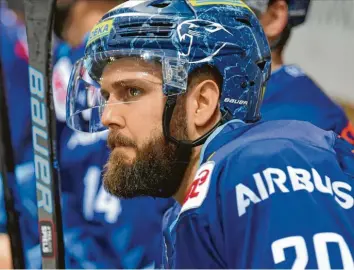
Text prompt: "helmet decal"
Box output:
[[177, 19, 233, 63], [87, 19, 114, 46]]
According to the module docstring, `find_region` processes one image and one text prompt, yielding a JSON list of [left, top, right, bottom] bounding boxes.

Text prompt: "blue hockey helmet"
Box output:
[[66, 0, 271, 146], [244, 0, 311, 27], [244, 0, 311, 50], [287, 0, 311, 27]]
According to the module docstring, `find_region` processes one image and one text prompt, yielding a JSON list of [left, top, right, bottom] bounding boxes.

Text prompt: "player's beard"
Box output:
[[103, 98, 190, 198]]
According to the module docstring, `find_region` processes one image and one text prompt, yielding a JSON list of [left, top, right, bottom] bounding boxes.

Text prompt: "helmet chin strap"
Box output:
[[161, 94, 228, 197]]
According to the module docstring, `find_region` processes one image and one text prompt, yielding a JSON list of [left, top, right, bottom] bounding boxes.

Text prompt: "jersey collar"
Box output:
[[199, 119, 248, 165]]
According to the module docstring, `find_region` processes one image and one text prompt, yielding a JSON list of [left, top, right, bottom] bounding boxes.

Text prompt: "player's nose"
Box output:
[[101, 103, 126, 130]]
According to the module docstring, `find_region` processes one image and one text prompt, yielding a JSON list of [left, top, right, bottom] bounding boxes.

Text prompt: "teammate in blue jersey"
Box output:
[[65, 1, 354, 268], [53, 0, 173, 268], [244, 0, 354, 144]]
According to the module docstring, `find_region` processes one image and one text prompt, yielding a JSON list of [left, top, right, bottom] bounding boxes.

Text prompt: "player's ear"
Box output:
[[260, 0, 288, 40], [191, 79, 220, 129]]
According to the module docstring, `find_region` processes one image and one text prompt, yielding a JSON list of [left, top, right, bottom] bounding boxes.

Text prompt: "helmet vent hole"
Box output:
[[149, 0, 172, 8], [256, 60, 267, 71], [235, 18, 252, 27]]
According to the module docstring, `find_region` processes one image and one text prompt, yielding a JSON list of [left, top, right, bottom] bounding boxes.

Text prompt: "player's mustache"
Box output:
[[107, 131, 137, 149]]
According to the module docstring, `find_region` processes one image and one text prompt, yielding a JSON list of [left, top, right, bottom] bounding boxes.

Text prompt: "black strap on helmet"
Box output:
[[160, 94, 230, 196]]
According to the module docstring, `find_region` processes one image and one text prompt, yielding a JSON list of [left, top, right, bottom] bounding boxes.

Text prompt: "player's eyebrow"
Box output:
[[100, 79, 130, 94], [111, 79, 137, 89], [110, 77, 161, 90], [99, 78, 150, 99]]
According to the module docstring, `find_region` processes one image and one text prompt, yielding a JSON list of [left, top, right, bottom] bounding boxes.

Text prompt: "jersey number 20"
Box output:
[[272, 232, 353, 269]]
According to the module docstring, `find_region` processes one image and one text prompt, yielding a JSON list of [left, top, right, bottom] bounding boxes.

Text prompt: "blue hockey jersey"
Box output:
[[164, 119, 354, 268], [261, 65, 354, 144], [162, 64, 354, 268], [54, 41, 174, 268]]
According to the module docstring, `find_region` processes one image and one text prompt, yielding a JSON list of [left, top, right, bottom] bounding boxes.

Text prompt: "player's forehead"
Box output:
[[100, 56, 163, 86]]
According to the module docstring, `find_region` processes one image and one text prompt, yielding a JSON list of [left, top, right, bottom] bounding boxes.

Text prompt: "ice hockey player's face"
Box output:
[[100, 57, 189, 198]]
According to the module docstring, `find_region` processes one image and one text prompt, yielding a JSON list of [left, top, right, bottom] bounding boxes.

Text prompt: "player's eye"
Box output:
[[127, 87, 142, 98], [101, 89, 110, 102]]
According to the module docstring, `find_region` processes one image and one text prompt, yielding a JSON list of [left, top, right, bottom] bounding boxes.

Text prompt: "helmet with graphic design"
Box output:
[[244, 0, 311, 49], [66, 0, 271, 135]]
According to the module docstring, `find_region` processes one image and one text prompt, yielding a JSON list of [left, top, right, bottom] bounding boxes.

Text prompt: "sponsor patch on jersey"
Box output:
[[87, 19, 113, 45], [181, 161, 215, 213], [188, 0, 254, 13]]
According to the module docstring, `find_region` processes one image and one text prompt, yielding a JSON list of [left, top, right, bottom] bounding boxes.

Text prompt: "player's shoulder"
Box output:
[[282, 64, 307, 78], [274, 64, 323, 93], [218, 120, 337, 161], [285, 65, 334, 96], [215, 120, 338, 187], [180, 119, 338, 215], [278, 64, 311, 83], [264, 65, 349, 134]]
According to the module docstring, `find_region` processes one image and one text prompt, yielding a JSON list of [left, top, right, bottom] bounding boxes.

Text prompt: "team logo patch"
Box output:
[[87, 19, 113, 45], [181, 161, 215, 213]]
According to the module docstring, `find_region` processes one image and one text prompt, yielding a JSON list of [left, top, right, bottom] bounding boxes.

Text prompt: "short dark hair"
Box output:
[[187, 64, 223, 97], [269, 0, 290, 6]]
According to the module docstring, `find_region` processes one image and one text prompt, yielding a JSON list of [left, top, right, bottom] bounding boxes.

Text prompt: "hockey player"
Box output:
[[66, 1, 354, 268], [244, 0, 354, 144], [53, 0, 173, 268]]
